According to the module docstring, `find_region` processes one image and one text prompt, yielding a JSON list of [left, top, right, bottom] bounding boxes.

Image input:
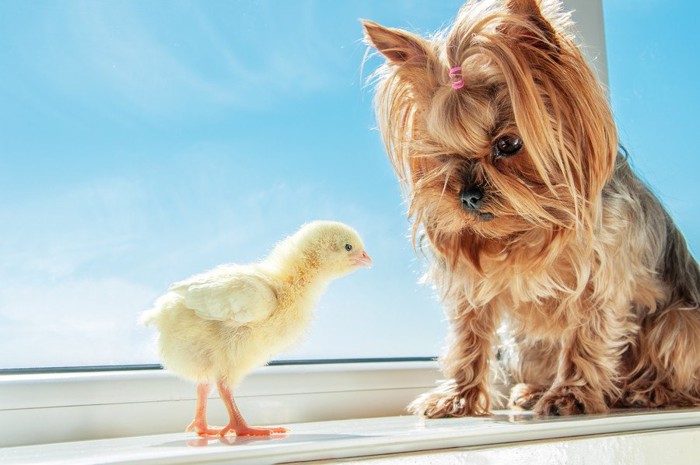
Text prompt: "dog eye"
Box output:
[[493, 134, 523, 158]]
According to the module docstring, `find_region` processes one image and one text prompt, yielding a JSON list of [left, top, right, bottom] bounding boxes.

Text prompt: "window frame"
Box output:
[[0, 360, 445, 447]]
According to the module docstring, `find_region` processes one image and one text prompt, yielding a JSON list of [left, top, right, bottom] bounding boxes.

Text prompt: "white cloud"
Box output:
[[0, 276, 160, 368]]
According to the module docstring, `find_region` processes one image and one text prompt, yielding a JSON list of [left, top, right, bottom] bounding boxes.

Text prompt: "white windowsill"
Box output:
[[2, 410, 700, 464], [3, 360, 700, 464]]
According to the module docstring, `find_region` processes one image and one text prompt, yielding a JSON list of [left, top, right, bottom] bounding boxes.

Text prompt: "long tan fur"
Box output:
[[364, 0, 700, 416]]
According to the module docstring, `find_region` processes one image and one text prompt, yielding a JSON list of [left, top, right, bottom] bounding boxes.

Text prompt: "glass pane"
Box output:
[[0, 1, 474, 369], [603, 0, 699, 254]]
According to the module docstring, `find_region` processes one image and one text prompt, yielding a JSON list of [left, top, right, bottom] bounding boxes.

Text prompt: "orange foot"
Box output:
[[186, 419, 224, 437], [220, 423, 288, 436]]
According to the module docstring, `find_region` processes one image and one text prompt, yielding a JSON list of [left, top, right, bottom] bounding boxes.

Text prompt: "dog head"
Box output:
[[364, 0, 618, 267]]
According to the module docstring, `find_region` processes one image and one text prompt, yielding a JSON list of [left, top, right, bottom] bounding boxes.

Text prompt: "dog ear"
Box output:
[[507, 0, 543, 16], [362, 20, 431, 68], [504, 0, 560, 53]]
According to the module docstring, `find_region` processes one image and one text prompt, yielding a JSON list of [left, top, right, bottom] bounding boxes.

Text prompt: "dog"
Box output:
[[363, 0, 700, 416]]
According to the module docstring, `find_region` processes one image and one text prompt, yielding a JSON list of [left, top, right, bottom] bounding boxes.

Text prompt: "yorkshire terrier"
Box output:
[[364, 0, 700, 416]]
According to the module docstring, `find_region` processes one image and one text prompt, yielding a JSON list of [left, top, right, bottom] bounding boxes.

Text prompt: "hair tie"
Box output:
[[449, 66, 464, 90]]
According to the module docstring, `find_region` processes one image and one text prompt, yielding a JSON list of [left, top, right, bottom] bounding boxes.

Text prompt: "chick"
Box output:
[[141, 221, 372, 436]]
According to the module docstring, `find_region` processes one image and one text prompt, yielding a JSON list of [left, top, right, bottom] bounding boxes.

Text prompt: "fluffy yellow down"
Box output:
[[141, 220, 369, 387]]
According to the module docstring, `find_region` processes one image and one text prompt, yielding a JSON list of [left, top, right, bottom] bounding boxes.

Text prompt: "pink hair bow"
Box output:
[[449, 66, 464, 90]]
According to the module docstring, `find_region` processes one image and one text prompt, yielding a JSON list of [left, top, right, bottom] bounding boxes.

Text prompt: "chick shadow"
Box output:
[[157, 432, 372, 449]]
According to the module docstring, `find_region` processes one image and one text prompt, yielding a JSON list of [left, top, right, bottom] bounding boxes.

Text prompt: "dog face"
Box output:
[[364, 0, 618, 251]]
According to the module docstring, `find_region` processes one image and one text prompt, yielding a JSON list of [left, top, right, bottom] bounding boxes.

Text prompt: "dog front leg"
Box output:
[[409, 305, 500, 418], [534, 306, 627, 415]]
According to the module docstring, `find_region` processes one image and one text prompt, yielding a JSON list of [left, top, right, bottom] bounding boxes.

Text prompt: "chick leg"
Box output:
[[216, 380, 288, 436], [185, 383, 221, 436]]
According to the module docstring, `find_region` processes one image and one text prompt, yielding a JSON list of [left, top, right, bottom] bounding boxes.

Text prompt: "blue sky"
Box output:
[[604, 0, 700, 248], [0, 1, 697, 368]]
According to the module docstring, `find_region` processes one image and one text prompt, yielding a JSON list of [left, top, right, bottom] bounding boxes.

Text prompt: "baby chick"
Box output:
[[141, 221, 372, 436]]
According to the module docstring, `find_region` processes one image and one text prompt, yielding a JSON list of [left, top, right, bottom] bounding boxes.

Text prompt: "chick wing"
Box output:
[[170, 267, 277, 323]]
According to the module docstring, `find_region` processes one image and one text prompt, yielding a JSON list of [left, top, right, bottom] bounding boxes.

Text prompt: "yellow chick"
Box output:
[[141, 221, 372, 436]]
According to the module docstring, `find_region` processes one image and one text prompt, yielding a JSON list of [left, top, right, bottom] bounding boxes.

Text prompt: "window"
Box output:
[[0, 1, 474, 370], [4, 0, 681, 372], [1, 0, 643, 376]]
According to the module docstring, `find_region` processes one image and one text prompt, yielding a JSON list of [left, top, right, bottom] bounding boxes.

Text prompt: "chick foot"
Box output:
[[185, 383, 223, 436], [186, 419, 224, 437], [216, 380, 288, 437], [219, 423, 288, 436]]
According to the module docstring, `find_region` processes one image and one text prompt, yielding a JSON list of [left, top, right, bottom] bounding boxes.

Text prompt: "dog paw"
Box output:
[[534, 386, 608, 416], [618, 384, 692, 409], [408, 382, 490, 418], [508, 383, 547, 411]]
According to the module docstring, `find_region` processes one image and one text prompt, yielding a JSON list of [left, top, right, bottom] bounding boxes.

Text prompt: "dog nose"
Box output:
[[460, 186, 484, 211]]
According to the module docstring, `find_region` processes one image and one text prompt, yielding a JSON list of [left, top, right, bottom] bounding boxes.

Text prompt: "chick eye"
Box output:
[[493, 134, 523, 158], [344, 243, 353, 252]]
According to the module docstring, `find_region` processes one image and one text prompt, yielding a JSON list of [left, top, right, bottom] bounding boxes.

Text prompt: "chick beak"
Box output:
[[353, 251, 373, 268]]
